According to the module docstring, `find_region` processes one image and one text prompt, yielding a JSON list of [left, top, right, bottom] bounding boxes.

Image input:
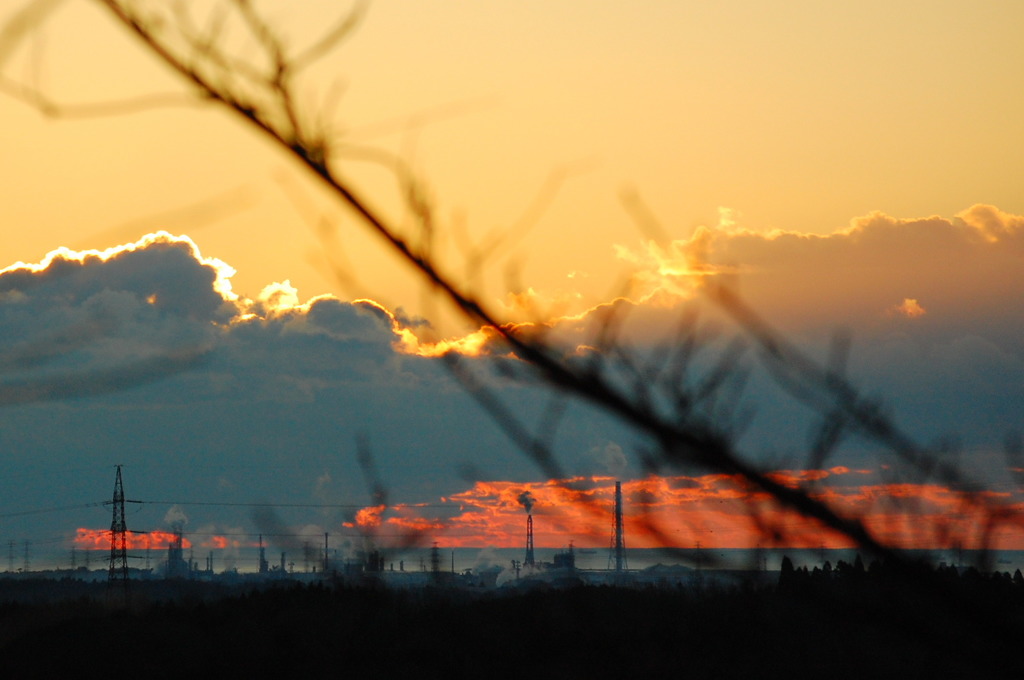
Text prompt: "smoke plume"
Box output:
[[163, 505, 189, 527]]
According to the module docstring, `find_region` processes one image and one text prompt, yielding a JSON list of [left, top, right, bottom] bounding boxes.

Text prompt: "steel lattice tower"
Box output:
[[107, 465, 130, 595]]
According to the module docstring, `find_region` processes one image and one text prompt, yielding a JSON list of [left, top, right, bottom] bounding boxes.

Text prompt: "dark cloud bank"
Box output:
[[1, 211, 1021, 546], [0, 235, 637, 544]]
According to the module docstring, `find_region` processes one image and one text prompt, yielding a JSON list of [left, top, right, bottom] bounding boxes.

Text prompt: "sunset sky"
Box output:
[[1, 1, 1022, 569]]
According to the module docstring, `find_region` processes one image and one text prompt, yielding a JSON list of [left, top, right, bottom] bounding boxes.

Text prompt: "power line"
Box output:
[[1, 499, 455, 522], [140, 500, 367, 509], [135, 499, 455, 510], [0, 502, 103, 519], [3, 497, 459, 519], [125, 529, 436, 539]]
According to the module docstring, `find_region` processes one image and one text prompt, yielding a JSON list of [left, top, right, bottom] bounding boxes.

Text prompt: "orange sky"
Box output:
[[1, 2, 1022, 334], [2, 3, 1023, 563]]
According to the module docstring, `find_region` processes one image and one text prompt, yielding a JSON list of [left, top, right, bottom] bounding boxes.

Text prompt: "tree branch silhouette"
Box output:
[[2, 1, 1019, 582]]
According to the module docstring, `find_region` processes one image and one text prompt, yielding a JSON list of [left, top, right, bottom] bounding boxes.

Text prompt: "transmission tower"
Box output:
[[608, 481, 627, 572], [107, 465, 130, 596]]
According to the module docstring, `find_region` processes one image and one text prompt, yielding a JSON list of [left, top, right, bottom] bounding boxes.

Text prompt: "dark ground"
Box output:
[[2, 566, 1023, 679]]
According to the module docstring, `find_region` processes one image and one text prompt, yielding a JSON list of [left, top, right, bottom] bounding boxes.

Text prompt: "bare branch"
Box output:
[[0, 74, 199, 118], [292, 0, 369, 71], [5, 0, 1017, 586], [0, 0, 66, 70]]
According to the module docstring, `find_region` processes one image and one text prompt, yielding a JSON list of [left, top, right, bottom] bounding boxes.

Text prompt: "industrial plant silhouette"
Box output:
[[1, 466, 665, 593], [5, 466, 1024, 679], [84, 467, 654, 591]]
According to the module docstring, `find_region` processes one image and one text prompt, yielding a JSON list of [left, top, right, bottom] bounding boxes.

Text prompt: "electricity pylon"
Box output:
[[107, 464, 130, 598]]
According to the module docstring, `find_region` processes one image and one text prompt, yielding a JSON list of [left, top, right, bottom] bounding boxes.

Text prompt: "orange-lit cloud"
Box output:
[[255, 280, 301, 315], [75, 206, 1011, 370], [352, 505, 386, 529], [73, 529, 192, 550], [71, 471, 1024, 555], [201, 535, 237, 550], [766, 467, 871, 489], [889, 298, 926, 318], [412, 325, 506, 358], [337, 207, 1022, 372], [495, 287, 585, 323], [609, 205, 1023, 340], [343, 470, 1024, 552]]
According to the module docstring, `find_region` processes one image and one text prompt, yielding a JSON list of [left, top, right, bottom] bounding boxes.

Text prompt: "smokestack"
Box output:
[[610, 481, 627, 572], [525, 514, 535, 568], [258, 534, 269, 574], [517, 489, 536, 568], [430, 542, 441, 577]]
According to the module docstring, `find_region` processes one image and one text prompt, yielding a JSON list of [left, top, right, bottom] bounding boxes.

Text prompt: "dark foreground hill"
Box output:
[[2, 570, 1023, 678]]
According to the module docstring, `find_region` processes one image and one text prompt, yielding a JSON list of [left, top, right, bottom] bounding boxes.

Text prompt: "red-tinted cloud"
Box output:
[[345, 470, 1024, 551], [73, 528, 191, 550]]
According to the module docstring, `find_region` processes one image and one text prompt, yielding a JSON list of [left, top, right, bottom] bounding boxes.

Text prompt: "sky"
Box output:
[[0, 1, 1023, 570]]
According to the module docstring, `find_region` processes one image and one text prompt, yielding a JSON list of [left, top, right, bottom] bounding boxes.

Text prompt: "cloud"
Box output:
[[0, 232, 237, 319], [491, 205, 1024, 453], [0, 232, 647, 554], [889, 298, 926, 318], [351, 471, 1024, 551], [74, 470, 1024, 552], [73, 528, 190, 551], [4, 208, 1022, 559], [254, 280, 300, 315], [613, 204, 1023, 350], [495, 287, 585, 324], [0, 233, 233, 403]]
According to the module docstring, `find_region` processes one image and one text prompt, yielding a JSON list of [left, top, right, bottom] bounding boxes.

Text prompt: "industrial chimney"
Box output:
[[258, 534, 269, 574], [609, 481, 627, 572], [525, 514, 535, 568], [518, 490, 536, 568]]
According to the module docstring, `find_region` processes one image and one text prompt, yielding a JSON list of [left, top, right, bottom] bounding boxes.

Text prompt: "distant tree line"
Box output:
[[779, 552, 1024, 597], [3, 575, 1023, 677]]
